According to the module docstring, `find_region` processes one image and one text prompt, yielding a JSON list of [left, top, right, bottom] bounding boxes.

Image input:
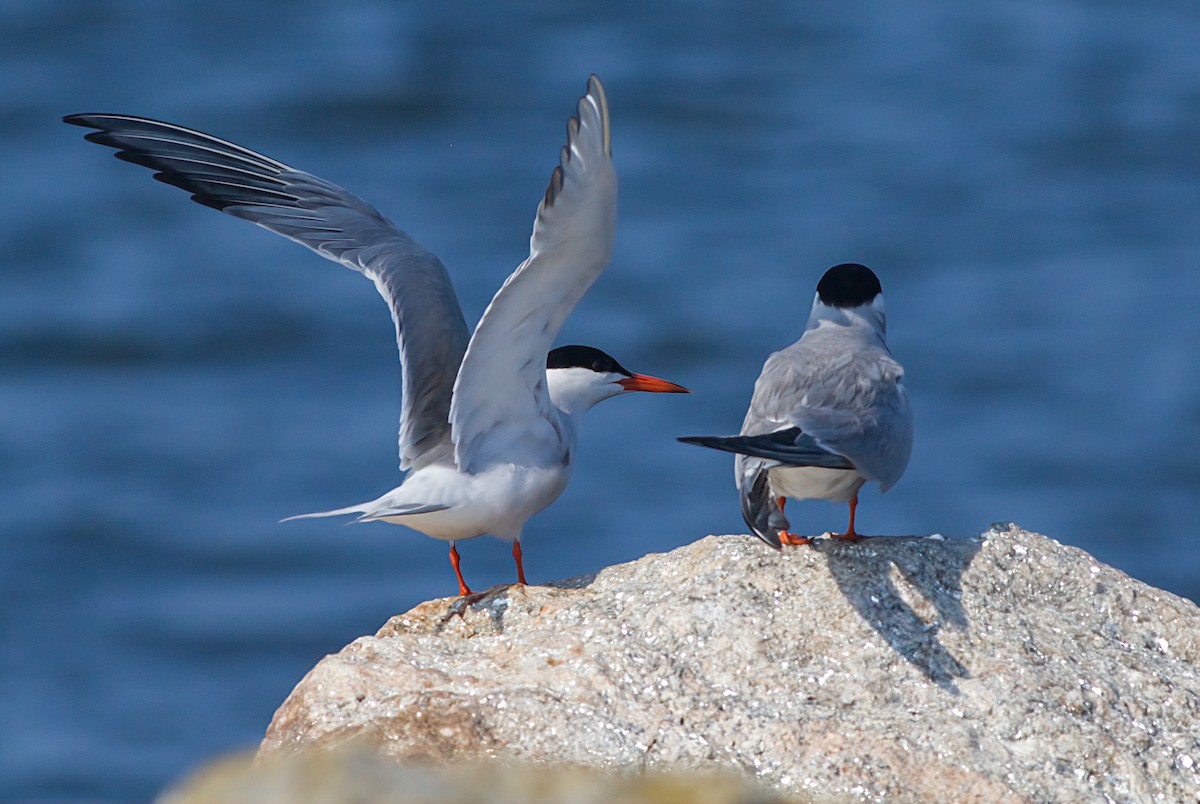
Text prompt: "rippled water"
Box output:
[[4, 1, 1200, 798]]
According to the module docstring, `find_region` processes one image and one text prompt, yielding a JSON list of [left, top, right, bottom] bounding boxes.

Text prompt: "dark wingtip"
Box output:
[[583, 74, 611, 156], [753, 530, 784, 550], [64, 113, 120, 131], [677, 434, 743, 454], [543, 164, 564, 208], [565, 116, 580, 149], [677, 435, 717, 447]]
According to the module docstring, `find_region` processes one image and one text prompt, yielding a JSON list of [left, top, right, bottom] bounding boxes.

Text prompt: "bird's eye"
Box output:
[[592, 360, 607, 372]]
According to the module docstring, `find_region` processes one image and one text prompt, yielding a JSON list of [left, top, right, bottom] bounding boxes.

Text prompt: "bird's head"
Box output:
[[545, 345, 689, 414], [809, 262, 887, 334]]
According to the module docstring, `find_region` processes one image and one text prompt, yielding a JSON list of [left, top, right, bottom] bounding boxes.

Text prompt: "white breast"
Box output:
[[373, 462, 571, 542]]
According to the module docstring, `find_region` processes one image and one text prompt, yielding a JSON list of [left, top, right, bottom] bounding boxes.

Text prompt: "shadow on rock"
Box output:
[[548, 572, 599, 590], [816, 535, 981, 694], [440, 584, 515, 632], [434, 577, 597, 635]]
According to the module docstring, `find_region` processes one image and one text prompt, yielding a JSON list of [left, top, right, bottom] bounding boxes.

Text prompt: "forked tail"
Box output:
[[280, 503, 367, 523], [281, 502, 449, 524]]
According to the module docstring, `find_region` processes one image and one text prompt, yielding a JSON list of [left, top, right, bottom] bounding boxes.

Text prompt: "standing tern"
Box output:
[[679, 263, 910, 547], [65, 75, 688, 596]]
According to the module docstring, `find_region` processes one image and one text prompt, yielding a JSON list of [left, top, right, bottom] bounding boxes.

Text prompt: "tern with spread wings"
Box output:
[[66, 76, 687, 596], [679, 263, 910, 547]]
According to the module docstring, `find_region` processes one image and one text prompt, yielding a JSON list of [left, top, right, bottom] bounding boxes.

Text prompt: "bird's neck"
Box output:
[[548, 387, 598, 420], [546, 368, 618, 417], [806, 297, 887, 340]]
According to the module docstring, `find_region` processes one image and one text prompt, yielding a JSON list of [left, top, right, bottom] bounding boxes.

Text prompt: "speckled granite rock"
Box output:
[[259, 525, 1200, 802], [160, 751, 800, 804]]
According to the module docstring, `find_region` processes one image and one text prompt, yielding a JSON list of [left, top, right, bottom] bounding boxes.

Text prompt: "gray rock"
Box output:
[[259, 525, 1200, 802], [159, 750, 800, 804]]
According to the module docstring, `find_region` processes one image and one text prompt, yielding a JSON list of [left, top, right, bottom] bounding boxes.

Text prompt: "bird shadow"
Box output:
[[436, 573, 599, 634], [812, 535, 981, 694], [439, 584, 515, 632], [547, 572, 599, 590]]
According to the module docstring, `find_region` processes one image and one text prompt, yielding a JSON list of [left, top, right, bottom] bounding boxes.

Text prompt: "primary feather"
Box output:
[[62, 112, 470, 471]]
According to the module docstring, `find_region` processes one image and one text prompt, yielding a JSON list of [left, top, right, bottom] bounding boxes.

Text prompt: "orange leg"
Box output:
[[776, 496, 812, 546], [449, 541, 472, 596], [512, 539, 528, 585], [832, 494, 861, 542]]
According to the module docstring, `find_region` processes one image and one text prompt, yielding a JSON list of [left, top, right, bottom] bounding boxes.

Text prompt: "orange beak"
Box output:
[[617, 374, 690, 394]]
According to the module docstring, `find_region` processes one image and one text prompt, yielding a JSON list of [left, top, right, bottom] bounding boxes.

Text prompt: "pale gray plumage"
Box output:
[[680, 263, 912, 547], [62, 112, 470, 471]]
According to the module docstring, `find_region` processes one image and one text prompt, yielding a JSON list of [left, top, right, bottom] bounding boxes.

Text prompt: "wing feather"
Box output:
[[448, 76, 616, 472], [677, 428, 856, 469], [737, 459, 786, 549], [64, 113, 470, 469]]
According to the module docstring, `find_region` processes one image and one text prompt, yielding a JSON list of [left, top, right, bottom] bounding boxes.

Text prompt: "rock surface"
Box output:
[[160, 751, 800, 804], [260, 525, 1200, 802]]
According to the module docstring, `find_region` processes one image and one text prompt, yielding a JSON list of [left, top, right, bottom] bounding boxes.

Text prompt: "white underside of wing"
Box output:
[[64, 113, 471, 471], [449, 75, 617, 474]]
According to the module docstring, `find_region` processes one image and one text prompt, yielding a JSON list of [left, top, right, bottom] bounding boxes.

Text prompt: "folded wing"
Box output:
[[743, 340, 911, 490], [736, 460, 788, 549], [677, 428, 856, 470]]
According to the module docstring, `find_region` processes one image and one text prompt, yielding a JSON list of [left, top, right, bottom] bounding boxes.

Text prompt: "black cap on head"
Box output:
[[816, 263, 882, 309], [546, 345, 633, 376]]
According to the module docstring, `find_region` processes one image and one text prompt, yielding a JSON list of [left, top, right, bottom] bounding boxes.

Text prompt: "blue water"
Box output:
[[4, 0, 1200, 798]]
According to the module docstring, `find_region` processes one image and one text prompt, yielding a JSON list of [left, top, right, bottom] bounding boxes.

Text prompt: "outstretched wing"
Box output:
[[64, 113, 470, 470], [448, 75, 616, 472]]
